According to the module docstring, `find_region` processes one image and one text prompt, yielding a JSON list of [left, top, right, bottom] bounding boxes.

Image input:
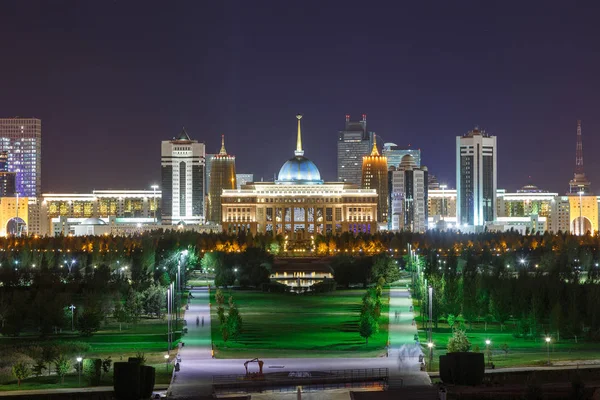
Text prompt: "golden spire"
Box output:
[[370, 133, 380, 156], [295, 114, 304, 157], [219, 134, 227, 155]]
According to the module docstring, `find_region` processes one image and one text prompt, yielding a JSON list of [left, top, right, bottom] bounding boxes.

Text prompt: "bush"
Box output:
[[260, 282, 290, 293], [447, 329, 471, 353], [12, 362, 30, 386], [311, 279, 337, 293], [83, 358, 102, 386]]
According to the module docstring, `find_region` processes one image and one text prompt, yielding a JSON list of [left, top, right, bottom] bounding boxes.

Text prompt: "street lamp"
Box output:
[[76, 357, 83, 386], [545, 337, 551, 365], [485, 339, 492, 367], [427, 342, 434, 371], [69, 305, 76, 331], [164, 354, 169, 372], [428, 286, 433, 343]]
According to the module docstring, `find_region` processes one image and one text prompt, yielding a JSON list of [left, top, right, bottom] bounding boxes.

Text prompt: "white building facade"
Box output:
[[456, 127, 497, 227], [161, 129, 205, 225], [389, 155, 428, 232]]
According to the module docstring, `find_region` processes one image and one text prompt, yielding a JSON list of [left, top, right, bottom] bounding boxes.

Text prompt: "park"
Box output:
[[0, 230, 599, 397]]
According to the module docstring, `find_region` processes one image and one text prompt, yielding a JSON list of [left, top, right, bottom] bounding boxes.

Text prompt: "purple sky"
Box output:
[[2, 1, 600, 194]]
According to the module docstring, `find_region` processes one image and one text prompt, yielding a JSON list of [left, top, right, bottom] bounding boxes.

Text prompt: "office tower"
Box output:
[[456, 127, 497, 227], [337, 114, 374, 185], [568, 120, 591, 194], [428, 174, 440, 190], [382, 143, 421, 169], [0, 151, 16, 197], [0, 118, 41, 197], [389, 155, 428, 232], [160, 128, 205, 225], [236, 173, 254, 189], [362, 135, 388, 223], [208, 135, 236, 224], [205, 154, 216, 194]]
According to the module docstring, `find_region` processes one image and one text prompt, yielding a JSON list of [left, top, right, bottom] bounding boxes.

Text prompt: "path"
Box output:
[[168, 287, 213, 398], [386, 284, 431, 387], [168, 285, 430, 399]]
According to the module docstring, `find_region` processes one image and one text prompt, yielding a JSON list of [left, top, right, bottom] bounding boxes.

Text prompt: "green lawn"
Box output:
[[0, 317, 178, 389], [210, 289, 389, 358], [413, 305, 600, 370]]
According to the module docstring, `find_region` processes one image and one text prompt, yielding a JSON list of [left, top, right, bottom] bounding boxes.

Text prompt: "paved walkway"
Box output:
[[168, 287, 213, 398], [387, 285, 431, 387], [168, 285, 430, 398]]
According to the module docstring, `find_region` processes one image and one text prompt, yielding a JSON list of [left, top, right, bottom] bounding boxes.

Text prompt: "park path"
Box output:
[[168, 287, 214, 398], [387, 283, 431, 387], [167, 284, 430, 399]]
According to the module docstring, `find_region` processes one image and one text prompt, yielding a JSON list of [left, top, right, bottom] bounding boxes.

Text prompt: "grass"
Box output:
[[210, 289, 389, 359], [413, 304, 600, 370], [0, 316, 178, 390]]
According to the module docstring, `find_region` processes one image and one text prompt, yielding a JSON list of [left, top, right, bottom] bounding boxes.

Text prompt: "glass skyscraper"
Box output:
[[0, 118, 41, 197], [337, 114, 373, 186], [382, 143, 421, 169]]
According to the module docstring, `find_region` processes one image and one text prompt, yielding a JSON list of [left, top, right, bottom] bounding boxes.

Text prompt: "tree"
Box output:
[[41, 345, 59, 376], [447, 329, 471, 353], [31, 360, 46, 377], [101, 357, 112, 378], [77, 306, 103, 336], [124, 289, 143, 325], [12, 362, 30, 386], [215, 289, 225, 306], [371, 253, 400, 284], [447, 314, 456, 330], [54, 355, 71, 384], [113, 302, 128, 331], [359, 314, 378, 345], [143, 284, 165, 318], [226, 304, 243, 341]]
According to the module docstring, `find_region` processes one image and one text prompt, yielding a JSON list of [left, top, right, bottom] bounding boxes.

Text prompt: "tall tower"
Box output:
[[0, 118, 41, 197], [388, 155, 428, 232], [0, 151, 16, 197], [160, 128, 205, 225], [208, 135, 236, 224], [456, 127, 497, 227], [338, 114, 374, 186], [568, 120, 591, 194], [362, 135, 388, 223]]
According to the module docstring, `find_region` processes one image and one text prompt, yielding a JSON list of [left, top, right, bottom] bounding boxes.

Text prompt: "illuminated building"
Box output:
[[208, 135, 236, 224], [0, 197, 28, 236], [0, 151, 16, 197], [383, 143, 421, 169], [161, 128, 205, 225], [388, 154, 428, 232], [362, 135, 388, 223], [568, 120, 591, 194], [221, 115, 378, 248], [40, 190, 161, 236], [0, 118, 41, 197], [456, 127, 497, 227], [236, 173, 254, 189], [337, 114, 374, 186]]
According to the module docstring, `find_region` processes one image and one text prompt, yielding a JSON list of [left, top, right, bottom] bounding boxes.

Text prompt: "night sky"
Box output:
[[1, 1, 600, 194]]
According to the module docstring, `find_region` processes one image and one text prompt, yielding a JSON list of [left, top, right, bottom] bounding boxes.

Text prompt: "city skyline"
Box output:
[[2, 2, 600, 194]]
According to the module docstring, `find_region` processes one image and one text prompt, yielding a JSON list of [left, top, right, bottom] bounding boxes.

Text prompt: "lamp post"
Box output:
[[167, 284, 171, 351], [164, 354, 169, 372], [428, 286, 433, 343], [545, 337, 551, 365], [485, 339, 492, 367], [76, 357, 83, 386], [69, 259, 76, 274], [427, 342, 434, 371], [151, 184, 159, 223], [69, 305, 76, 331]]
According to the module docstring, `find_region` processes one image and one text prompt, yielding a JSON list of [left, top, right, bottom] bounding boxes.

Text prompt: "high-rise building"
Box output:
[[337, 114, 374, 185], [362, 135, 388, 223], [382, 143, 421, 169], [568, 120, 591, 194], [0, 151, 16, 197], [160, 128, 205, 225], [208, 135, 236, 224], [456, 127, 497, 227], [205, 154, 216, 194], [388, 155, 428, 232], [236, 173, 254, 189], [0, 118, 41, 197]]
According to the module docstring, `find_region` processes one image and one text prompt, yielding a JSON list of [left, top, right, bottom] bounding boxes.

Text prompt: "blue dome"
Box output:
[[277, 156, 323, 185]]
